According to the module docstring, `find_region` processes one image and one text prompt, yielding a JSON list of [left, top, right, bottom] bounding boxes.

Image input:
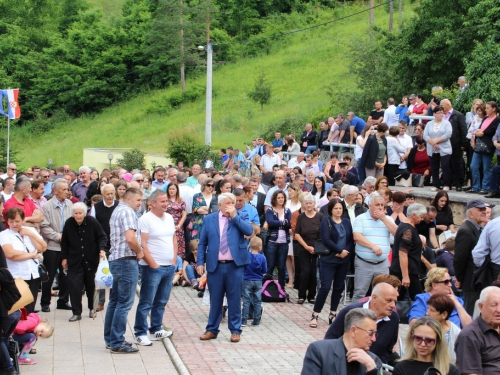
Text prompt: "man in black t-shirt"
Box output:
[[367, 100, 385, 126]]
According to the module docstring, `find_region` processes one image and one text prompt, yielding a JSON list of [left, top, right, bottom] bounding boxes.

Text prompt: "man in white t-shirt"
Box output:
[[397, 121, 413, 175], [383, 98, 400, 127], [134, 189, 177, 346], [1, 177, 15, 203]]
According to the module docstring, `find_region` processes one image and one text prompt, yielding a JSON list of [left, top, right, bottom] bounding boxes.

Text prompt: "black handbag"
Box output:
[[313, 219, 332, 255], [38, 263, 49, 283], [412, 174, 425, 187], [8, 340, 20, 374], [395, 300, 413, 324], [474, 138, 492, 154]]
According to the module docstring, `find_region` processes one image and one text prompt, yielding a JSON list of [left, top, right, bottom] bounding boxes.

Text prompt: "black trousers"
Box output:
[[451, 147, 465, 188], [385, 164, 401, 186], [463, 291, 480, 316], [292, 241, 301, 290], [41, 250, 69, 307], [68, 264, 97, 316], [391, 271, 422, 301], [298, 249, 317, 301], [430, 153, 452, 188], [25, 278, 41, 314]]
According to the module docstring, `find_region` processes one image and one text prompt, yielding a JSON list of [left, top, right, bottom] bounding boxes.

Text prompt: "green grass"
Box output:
[[12, 3, 413, 168]]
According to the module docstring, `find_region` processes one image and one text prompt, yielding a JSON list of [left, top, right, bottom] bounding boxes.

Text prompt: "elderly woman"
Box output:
[[191, 178, 217, 240], [423, 106, 453, 191], [408, 268, 471, 329], [426, 293, 461, 362], [265, 190, 292, 289], [61, 202, 107, 322], [310, 199, 353, 328], [295, 193, 323, 304], [389, 203, 426, 300], [394, 317, 460, 375], [0, 207, 47, 314], [304, 170, 316, 192], [470, 101, 500, 194]]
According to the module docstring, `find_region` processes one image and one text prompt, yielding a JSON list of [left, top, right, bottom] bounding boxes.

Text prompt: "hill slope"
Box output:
[[12, 4, 412, 168]]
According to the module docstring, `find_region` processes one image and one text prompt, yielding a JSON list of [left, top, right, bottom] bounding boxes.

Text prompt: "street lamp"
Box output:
[[198, 42, 213, 146], [107, 153, 113, 169]]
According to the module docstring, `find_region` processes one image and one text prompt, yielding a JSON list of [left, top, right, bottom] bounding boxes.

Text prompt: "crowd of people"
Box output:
[[0, 83, 499, 373]]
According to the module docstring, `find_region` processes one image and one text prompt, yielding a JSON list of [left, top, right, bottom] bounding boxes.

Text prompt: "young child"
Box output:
[[172, 256, 183, 286], [182, 240, 200, 289], [405, 193, 415, 206], [241, 237, 267, 327], [13, 308, 54, 365]]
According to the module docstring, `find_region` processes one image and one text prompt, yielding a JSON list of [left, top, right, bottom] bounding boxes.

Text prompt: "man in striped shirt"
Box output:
[[352, 193, 398, 302]]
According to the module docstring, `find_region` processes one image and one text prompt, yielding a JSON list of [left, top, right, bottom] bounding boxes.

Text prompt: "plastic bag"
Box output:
[[95, 256, 114, 289]]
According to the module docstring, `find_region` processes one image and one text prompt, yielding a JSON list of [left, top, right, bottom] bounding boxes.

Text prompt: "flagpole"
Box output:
[[6, 115, 10, 166]]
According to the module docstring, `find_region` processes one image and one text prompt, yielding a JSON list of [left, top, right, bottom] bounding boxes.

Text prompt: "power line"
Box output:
[[213, 1, 392, 46]]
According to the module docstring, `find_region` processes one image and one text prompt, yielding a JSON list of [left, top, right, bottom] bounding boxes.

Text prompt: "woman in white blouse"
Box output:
[[0, 207, 47, 313]]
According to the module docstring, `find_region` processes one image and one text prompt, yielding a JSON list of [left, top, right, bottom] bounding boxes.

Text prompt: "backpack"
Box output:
[[261, 279, 289, 303]]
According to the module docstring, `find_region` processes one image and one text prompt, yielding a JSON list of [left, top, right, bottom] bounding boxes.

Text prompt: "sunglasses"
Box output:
[[206, 184, 214, 188], [136, 179, 144, 182], [435, 279, 452, 285], [412, 335, 436, 346], [354, 326, 377, 338], [9, 168, 16, 171]]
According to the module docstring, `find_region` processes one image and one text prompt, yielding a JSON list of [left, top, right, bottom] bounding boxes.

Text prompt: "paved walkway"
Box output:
[[23, 291, 176, 375]]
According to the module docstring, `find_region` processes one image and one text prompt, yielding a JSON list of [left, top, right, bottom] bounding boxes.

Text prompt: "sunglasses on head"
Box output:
[[435, 279, 452, 285], [412, 335, 436, 346]]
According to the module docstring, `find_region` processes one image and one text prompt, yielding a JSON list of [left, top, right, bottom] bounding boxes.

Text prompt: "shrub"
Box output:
[[258, 116, 307, 142], [116, 148, 146, 171]]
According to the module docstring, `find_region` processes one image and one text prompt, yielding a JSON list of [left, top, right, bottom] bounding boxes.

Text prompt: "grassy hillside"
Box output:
[[12, 4, 413, 168]]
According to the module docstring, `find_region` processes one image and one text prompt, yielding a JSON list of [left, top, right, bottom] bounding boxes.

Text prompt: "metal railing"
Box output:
[[409, 115, 435, 124]]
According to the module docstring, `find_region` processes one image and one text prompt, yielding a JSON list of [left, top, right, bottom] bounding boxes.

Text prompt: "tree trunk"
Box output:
[[389, 0, 393, 31], [398, 0, 402, 31], [180, 0, 185, 91], [369, 0, 374, 41]]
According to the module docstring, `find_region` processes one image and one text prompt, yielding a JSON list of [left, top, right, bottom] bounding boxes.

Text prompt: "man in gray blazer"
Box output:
[[301, 308, 383, 375]]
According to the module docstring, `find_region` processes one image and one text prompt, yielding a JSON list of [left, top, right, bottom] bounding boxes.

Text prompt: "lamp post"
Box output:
[[107, 153, 113, 169], [199, 42, 213, 146]]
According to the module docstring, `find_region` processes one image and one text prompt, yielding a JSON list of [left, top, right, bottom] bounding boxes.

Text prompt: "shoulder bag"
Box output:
[[313, 219, 332, 255], [16, 233, 49, 283], [474, 137, 492, 154]]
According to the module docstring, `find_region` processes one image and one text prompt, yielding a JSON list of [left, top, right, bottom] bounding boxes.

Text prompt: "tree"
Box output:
[[116, 148, 146, 171], [248, 72, 272, 112]]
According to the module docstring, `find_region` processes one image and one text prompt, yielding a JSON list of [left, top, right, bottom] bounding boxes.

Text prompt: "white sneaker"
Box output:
[[150, 329, 173, 341], [430, 187, 438, 191], [443, 186, 450, 191], [134, 335, 152, 346]]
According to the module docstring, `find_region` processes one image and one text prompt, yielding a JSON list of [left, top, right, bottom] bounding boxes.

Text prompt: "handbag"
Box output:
[[313, 218, 332, 255], [8, 340, 20, 375], [395, 174, 412, 187], [474, 138, 492, 154], [9, 277, 34, 315], [395, 300, 413, 325], [16, 233, 48, 283]]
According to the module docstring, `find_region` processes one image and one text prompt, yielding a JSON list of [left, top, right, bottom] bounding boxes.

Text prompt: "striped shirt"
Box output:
[[109, 202, 139, 261], [353, 212, 394, 262]]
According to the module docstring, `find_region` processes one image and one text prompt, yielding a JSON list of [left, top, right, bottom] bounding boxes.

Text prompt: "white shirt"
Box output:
[[179, 184, 195, 214], [383, 105, 400, 127], [1, 191, 13, 203], [397, 133, 413, 169], [386, 137, 406, 165], [0, 227, 41, 280], [355, 135, 365, 160], [138, 211, 176, 266], [363, 299, 390, 323], [260, 154, 281, 172], [193, 184, 201, 194], [288, 158, 306, 170], [89, 199, 116, 217]]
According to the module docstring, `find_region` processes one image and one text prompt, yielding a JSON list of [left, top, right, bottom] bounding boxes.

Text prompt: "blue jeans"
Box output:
[[134, 265, 175, 336], [104, 259, 139, 349], [241, 280, 263, 325], [0, 310, 20, 369], [305, 145, 318, 155], [265, 241, 288, 288], [471, 152, 492, 191], [357, 158, 366, 183], [185, 264, 200, 281], [490, 165, 500, 193]]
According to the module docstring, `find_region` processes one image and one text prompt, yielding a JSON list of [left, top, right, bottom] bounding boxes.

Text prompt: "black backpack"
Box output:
[[261, 276, 289, 303]]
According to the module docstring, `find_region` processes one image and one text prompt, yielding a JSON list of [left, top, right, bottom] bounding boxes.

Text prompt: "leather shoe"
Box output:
[[41, 306, 50, 313], [96, 305, 104, 312], [199, 331, 217, 340], [485, 192, 500, 198], [57, 303, 72, 310], [69, 315, 81, 322], [230, 333, 240, 343]]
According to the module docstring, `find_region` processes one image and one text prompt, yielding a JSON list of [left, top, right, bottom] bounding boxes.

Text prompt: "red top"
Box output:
[[411, 149, 431, 175], [412, 103, 429, 124], [3, 196, 37, 228]]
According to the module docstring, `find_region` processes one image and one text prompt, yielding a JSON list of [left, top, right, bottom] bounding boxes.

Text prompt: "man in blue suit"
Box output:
[[196, 192, 253, 343]]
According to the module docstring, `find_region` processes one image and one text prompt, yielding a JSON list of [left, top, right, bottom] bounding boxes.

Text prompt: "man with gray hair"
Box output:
[[362, 176, 377, 206], [324, 283, 399, 364], [347, 111, 366, 144], [455, 286, 500, 375], [352, 193, 397, 302], [197, 192, 253, 343], [341, 185, 366, 222], [303, 308, 383, 374], [454, 199, 488, 315], [72, 166, 92, 202], [389, 203, 427, 299], [231, 174, 243, 190], [3, 177, 44, 228], [288, 152, 306, 170], [40, 178, 74, 312], [166, 168, 177, 186]]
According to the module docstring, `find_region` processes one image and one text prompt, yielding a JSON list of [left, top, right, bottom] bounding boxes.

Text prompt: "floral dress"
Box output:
[[191, 193, 215, 240], [166, 199, 187, 259]]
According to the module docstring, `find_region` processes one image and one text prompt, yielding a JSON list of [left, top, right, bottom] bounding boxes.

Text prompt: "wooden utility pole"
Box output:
[[180, 0, 185, 91], [399, 0, 403, 31], [389, 0, 393, 31], [369, 0, 374, 41]]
